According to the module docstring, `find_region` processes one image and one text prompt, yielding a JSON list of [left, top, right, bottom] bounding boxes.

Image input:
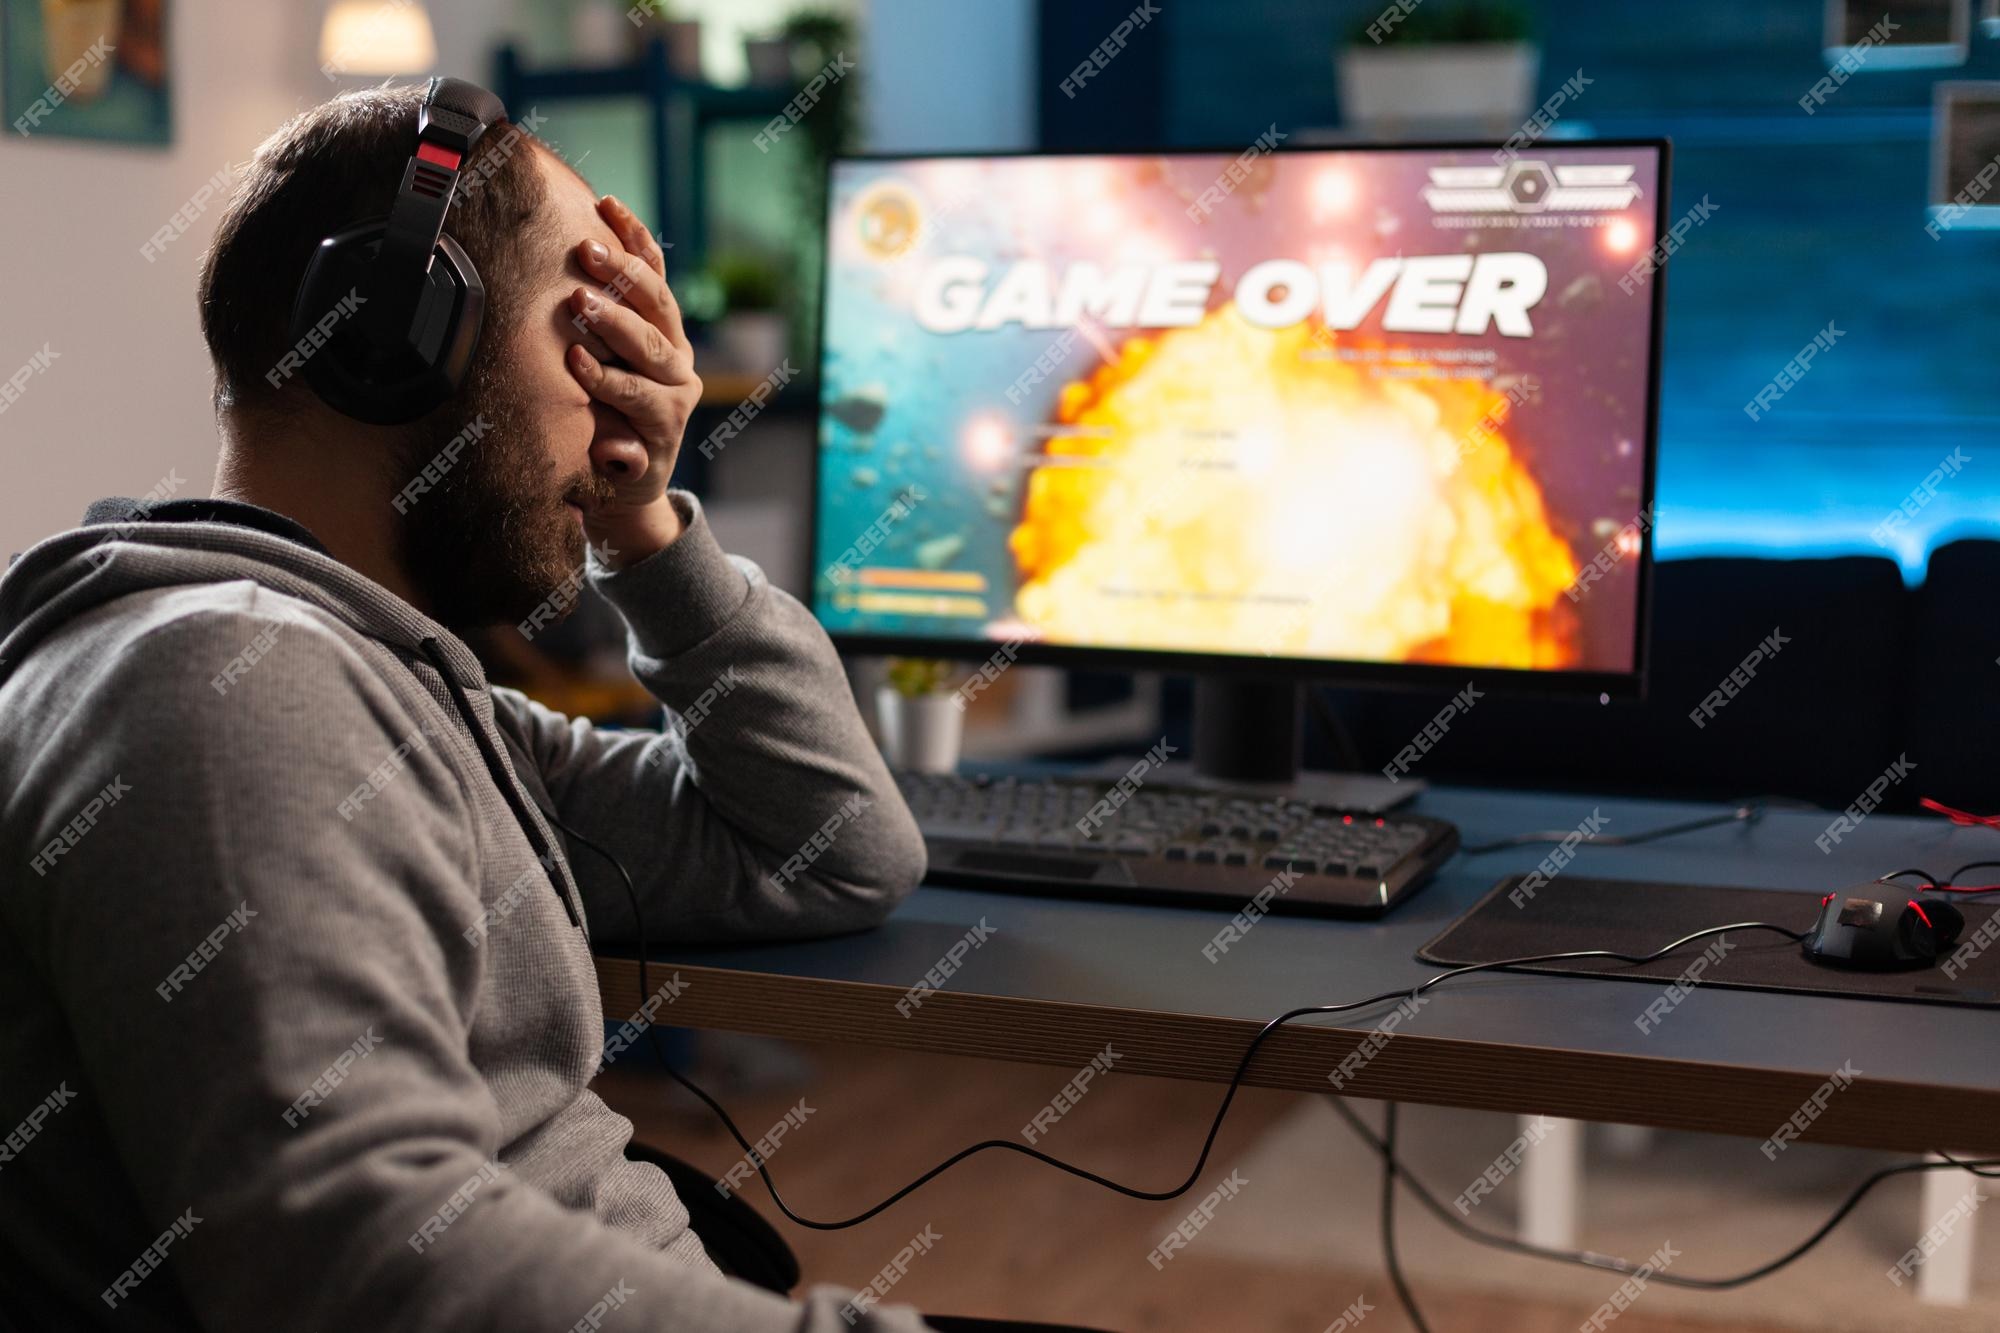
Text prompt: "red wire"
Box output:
[[1920, 797, 2000, 829], [1880, 801, 2000, 895]]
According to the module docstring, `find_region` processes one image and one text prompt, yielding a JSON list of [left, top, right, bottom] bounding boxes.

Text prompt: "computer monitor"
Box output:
[[809, 140, 1669, 776]]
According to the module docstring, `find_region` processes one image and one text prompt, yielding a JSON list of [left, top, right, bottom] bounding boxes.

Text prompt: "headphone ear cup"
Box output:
[[288, 221, 485, 425]]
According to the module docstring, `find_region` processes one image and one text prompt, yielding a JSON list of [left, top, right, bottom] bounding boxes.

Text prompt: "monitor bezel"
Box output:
[[808, 138, 1670, 702]]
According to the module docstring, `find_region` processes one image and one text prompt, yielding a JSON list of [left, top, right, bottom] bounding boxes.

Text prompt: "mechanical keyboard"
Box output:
[[898, 770, 1460, 918]]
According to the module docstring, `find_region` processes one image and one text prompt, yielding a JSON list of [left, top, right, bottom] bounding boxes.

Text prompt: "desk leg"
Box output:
[[1915, 1153, 1978, 1307], [1518, 1115, 1583, 1250]]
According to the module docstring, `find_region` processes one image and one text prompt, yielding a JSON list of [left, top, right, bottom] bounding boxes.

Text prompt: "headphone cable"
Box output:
[[545, 809, 1998, 1324], [552, 798, 1803, 1225], [540, 804, 2000, 1320]]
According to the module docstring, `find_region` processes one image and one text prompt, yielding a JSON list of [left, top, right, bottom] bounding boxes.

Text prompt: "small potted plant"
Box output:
[[877, 658, 963, 774], [711, 252, 789, 376], [1337, 0, 1538, 137], [625, 2, 704, 79]]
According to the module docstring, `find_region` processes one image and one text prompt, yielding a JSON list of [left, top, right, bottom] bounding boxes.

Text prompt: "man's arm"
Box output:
[[5, 602, 928, 1332], [495, 491, 927, 944]]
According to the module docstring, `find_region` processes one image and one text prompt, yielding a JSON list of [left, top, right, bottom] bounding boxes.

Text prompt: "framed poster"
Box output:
[[4, 0, 169, 144]]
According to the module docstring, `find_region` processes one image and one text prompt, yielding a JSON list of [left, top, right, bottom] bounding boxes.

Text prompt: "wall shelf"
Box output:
[[493, 38, 796, 274]]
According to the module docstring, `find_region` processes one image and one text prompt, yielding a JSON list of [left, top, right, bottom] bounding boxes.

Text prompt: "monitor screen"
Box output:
[[810, 142, 1666, 691]]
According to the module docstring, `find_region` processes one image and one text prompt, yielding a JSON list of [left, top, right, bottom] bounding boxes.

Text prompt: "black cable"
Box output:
[[1876, 862, 2000, 899], [1378, 1102, 1431, 1333], [1936, 1149, 2000, 1179], [1458, 800, 1768, 855], [717, 921, 1805, 1230], [1325, 1096, 2000, 1292], [548, 803, 1995, 1312], [541, 826, 1806, 1231]]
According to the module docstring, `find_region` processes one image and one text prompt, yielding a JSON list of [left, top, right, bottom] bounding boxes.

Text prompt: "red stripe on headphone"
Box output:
[[416, 142, 462, 170]]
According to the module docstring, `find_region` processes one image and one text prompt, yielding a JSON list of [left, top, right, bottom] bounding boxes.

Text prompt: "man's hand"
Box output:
[[568, 194, 701, 566]]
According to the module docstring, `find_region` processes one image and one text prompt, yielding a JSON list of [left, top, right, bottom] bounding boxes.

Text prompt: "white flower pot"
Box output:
[[877, 688, 964, 774], [1337, 41, 1540, 135]]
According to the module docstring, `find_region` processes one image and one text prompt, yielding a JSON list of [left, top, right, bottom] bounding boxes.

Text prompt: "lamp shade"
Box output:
[[320, 0, 439, 77]]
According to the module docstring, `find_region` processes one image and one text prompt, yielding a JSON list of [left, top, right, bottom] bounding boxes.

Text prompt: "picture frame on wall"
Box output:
[[1824, 0, 1969, 69], [1930, 81, 2000, 230], [3, 0, 170, 144]]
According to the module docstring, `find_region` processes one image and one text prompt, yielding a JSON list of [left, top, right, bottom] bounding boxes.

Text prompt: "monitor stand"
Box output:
[[1069, 677, 1425, 813], [1186, 677, 1422, 814]]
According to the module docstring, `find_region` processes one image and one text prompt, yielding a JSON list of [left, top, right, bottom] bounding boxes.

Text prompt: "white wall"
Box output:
[[0, 0, 514, 559]]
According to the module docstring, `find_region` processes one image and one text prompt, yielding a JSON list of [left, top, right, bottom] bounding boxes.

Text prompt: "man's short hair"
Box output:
[[198, 85, 553, 420]]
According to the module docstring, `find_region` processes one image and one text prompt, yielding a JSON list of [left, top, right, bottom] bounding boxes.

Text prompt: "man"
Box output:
[[0, 85, 934, 1331]]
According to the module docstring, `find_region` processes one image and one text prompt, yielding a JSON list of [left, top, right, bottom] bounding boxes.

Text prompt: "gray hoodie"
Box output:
[[0, 493, 935, 1332]]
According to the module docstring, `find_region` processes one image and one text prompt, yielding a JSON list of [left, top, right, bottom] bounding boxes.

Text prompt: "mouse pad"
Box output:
[[1417, 876, 2000, 1009]]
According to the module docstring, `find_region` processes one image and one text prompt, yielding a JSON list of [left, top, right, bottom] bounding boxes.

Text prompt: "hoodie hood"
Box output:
[[0, 502, 488, 697]]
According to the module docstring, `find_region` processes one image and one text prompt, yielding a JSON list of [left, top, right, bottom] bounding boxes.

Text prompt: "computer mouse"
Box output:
[[1802, 891, 1964, 971]]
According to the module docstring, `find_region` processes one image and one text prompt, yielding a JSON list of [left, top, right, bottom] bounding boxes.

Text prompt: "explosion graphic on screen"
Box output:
[[1006, 308, 1582, 667]]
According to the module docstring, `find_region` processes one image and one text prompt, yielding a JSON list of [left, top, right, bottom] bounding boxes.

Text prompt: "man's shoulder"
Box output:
[[6, 582, 477, 841], [19, 581, 387, 725]]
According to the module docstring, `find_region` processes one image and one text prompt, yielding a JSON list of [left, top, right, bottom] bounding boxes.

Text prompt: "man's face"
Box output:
[[395, 148, 652, 630]]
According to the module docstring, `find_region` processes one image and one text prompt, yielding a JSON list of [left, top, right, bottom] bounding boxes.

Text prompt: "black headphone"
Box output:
[[287, 77, 509, 425]]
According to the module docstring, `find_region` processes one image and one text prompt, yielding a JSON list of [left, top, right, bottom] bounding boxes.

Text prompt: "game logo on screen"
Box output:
[[812, 145, 1662, 675]]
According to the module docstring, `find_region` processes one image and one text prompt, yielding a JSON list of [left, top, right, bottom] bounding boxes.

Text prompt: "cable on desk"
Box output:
[[562, 814, 1806, 1233], [1458, 799, 1776, 855], [1919, 798, 2000, 830], [558, 809, 1993, 1328], [545, 796, 2000, 1331], [1878, 861, 2000, 898], [676, 922, 1805, 1230]]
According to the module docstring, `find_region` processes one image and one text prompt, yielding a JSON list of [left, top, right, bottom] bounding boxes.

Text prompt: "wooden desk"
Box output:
[[595, 786, 2000, 1154]]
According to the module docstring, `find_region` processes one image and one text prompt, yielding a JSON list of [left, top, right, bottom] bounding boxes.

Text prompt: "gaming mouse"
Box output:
[[1802, 891, 1964, 971]]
